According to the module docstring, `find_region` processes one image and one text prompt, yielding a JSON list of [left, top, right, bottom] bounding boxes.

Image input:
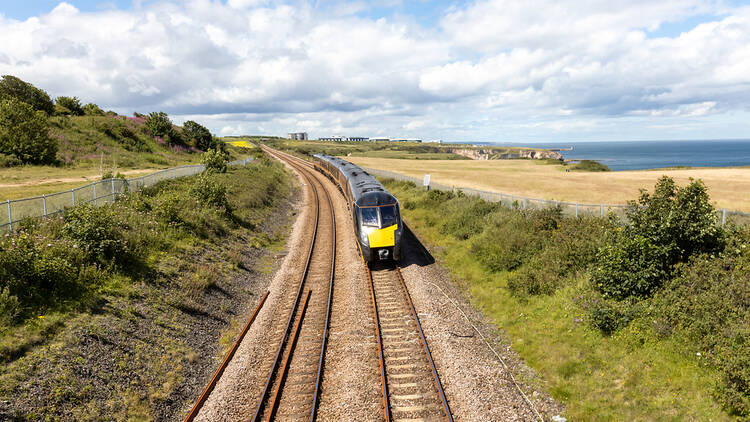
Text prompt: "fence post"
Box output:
[[6, 199, 11, 232], [42, 194, 47, 217], [93, 183, 97, 205], [72, 189, 75, 206], [722, 208, 727, 226], [575, 202, 578, 218], [111, 178, 115, 200], [600, 204, 604, 217]]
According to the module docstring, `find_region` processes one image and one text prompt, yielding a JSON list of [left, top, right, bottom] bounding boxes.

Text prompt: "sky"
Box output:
[[1, 1, 750, 142]]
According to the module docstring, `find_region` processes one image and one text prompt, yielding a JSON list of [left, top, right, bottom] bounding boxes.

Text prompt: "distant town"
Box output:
[[287, 132, 442, 143]]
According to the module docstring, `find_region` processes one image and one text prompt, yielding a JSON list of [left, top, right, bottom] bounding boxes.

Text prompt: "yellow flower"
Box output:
[[38, 315, 45, 319]]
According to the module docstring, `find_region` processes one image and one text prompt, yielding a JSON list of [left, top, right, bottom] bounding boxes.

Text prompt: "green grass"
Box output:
[[385, 179, 731, 421], [0, 153, 293, 419]]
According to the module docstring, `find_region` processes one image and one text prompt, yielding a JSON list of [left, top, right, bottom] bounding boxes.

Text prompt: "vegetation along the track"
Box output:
[[382, 176, 750, 421], [0, 149, 296, 420]]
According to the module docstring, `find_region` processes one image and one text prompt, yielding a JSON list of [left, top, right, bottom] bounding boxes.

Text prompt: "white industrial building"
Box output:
[[287, 132, 308, 140]]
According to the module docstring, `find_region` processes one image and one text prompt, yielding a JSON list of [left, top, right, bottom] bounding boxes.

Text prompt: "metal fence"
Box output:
[[363, 167, 750, 226], [1, 156, 256, 232]]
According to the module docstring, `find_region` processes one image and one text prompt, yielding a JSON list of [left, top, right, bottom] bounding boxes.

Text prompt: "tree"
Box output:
[[0, 75, 55, 115], [56, 96, 84, 116], [182, 120, 213, 151], [144, 111, 173, 137], [0, 97, 57, 164]]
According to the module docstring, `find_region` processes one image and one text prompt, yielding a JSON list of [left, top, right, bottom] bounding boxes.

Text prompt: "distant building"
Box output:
[[318, 135, 369, 142], [391, 138, 422, 143], [287, 132, 308, 140], [370, 137, 390, 142]]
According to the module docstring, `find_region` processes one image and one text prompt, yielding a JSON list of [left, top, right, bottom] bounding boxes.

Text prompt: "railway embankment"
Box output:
[[381, 176, 750, 421], [0, 153, 297, 420]]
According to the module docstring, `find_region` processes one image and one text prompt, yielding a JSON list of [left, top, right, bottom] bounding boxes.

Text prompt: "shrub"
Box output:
[[0, 153, 21, 167], [82, 103, 105, 116], [440, 198, 499, 240], [591, 231, 671, 299], [190, 173, 230, 211], [471, 212, 545, 272], [152, 191, 185, 225], [0, 97, 57, 164], [98, 119, 148, 152], [56, 96, 84, 116], [587, 298, 633, 335], [62, 204, 128, 264], [144, 111, 173, 137], [183, 120, 213, 151], [591, 177, 725, 300], [202, 148, 228, 173], [0, 286, 20, 327], [0, 75, 54, 115]]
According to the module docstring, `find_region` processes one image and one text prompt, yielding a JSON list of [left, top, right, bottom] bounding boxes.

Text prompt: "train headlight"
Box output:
[[360, 226, 375, 245]]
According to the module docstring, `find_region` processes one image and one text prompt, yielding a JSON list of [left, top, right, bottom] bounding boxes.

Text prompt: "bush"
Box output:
[[56, 96, 83, 116], [82, 103, 105, 116], [98, 119, 148, 152], [0, 286, 20, 327], [62, 204, 128, 264], [144, 111, 173, 137], [440, 198, 499, 240], [190, 173, 230, 211], [0, 97, 57, 164], [591, 177, 725, 300], [183, 120, 213, 151], [202, 148, 228, 173], [471, 212, 545, 272], [0, 153, 21, 167], [591, 231, 671, 299], [587, 298, 633, 335], [0, 75, 54, 115]]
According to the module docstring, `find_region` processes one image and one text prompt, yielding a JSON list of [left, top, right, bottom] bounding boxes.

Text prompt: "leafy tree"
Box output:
[[0, 75, 55, 115], [56, 96, 84, 116], [144, 111, 173, 137], [0, 97, 57, 164], [183, 120, 213, 150], [82, 102, 104, 116], [592, 176, 725, 299]]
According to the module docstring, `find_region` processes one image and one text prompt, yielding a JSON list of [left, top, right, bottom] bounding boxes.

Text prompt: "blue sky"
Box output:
[[2, 1, 750, 142]]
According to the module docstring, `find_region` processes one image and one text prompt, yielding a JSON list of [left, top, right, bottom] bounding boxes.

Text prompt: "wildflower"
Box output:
[[38, 315, 45, 319]]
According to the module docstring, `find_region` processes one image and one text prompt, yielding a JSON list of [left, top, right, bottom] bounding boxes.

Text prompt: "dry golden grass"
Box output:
[[345, 157, 750, 213], [0, 168, 159, 200]]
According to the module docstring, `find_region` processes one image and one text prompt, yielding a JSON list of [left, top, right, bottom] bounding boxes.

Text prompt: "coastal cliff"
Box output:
[[449, 148, 563, 161]]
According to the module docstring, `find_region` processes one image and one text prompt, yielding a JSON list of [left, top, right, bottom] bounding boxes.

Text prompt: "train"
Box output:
[[312, 154, 402, 263]]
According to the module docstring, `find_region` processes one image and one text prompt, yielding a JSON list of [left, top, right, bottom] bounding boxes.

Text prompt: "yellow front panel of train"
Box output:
[[368, 224, 398, 248]]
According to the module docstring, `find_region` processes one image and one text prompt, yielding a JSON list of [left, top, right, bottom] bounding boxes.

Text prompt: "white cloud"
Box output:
[[0, 0, 749, 141]]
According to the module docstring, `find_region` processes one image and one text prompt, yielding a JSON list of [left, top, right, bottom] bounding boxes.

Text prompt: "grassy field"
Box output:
[[346, 157, 750, 212]]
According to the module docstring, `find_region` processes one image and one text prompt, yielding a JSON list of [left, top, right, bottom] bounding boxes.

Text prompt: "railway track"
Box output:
[[187, 146, 454, 421], [251, 147, 337, 421], [368, 265, 453, 422]]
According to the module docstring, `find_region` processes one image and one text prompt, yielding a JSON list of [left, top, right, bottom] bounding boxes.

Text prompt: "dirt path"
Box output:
[[0, 169, 157, 188]]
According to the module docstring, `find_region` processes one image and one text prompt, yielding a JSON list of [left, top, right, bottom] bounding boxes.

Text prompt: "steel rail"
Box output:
[[250, 158, 320, 422], [183, 291, 269, 422], [309, 171, 336, 422], [265, 289, 312, 422], [256, 146, 337, 422], [395, 267, 453, 422], [367, 266, 392, 422]]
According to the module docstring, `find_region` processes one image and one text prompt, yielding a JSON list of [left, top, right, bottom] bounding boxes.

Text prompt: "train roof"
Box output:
[[313, 154, 397, 206]]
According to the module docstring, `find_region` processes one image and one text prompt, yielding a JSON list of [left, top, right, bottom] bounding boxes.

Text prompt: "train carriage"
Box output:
[[312, 154, 402, 263]]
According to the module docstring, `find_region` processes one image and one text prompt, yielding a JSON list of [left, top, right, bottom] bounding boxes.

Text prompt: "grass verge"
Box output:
[[384, 178, 736, 421]]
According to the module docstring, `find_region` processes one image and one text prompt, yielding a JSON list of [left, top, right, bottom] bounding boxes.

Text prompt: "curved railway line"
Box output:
[[185, 146, 454, 421]]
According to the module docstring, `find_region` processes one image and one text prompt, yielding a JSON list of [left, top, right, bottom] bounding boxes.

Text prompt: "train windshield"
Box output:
[[380, 205, 398, 227], [360, 207, 379, 227]]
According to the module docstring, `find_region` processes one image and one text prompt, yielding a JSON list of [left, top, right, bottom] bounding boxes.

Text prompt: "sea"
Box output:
[[461, 139, 750, 171]]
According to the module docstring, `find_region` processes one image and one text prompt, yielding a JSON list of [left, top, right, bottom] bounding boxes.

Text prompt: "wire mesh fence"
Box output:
[[363, 167, 750, 226], [1, 157, 256, 232]]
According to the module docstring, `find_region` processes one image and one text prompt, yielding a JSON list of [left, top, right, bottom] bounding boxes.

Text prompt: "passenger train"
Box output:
[[312, 154, 402, 263]]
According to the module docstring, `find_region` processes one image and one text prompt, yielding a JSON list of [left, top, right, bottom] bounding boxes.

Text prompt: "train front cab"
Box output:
[[355, 201, 402, 263]]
